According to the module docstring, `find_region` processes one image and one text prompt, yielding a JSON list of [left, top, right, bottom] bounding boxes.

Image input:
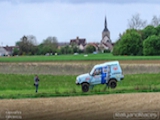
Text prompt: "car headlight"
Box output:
[[76, 77, 81, 83], [76, 77, 79, 83]]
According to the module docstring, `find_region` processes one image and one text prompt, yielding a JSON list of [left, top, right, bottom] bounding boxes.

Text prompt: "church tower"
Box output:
[[101, 16, 113, 51], [102, 16, 111, 43]]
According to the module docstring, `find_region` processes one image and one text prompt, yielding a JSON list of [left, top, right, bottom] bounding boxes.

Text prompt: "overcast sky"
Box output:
[[0, 0, 160, 46]]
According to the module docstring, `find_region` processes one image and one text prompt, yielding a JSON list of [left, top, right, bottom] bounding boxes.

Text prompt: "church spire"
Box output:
[[105, 16, 107, 29], [103, 16, 109, 32]]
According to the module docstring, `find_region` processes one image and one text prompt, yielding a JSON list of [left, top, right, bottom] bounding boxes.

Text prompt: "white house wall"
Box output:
[[0, 47, 9, 56]]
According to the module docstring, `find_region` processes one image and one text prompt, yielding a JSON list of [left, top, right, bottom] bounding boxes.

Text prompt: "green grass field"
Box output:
[[0, 73, 160, 99], [1, 53, 160, 62]]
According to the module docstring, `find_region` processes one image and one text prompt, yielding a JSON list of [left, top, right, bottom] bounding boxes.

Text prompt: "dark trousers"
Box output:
[[35, 84, 39, 93]]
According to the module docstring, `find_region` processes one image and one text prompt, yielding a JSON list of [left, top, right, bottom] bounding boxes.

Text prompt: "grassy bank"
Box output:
[[1, 53, 160, 62], [0, 73, 160, 99]]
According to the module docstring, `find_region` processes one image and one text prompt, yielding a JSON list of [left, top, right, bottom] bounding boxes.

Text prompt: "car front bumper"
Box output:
[[76, 79, 80, 85], [120, 75, 124, 80]]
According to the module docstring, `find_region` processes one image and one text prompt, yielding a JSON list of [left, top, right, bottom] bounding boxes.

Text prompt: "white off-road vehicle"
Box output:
[[76, 61, 124, 92]]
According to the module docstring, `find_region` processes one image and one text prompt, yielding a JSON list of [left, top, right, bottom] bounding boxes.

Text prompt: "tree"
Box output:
[[113, 29, 143, 55], [143, 35, 160, 55], [12, 48, 19, 56], [41, 36, 58, 54], [155, 25, 160, 36], [56, 49, 62, 55], [142, 25, 157, 40], [60, 45, 70, 54], [36, 44, 44, 55], [70, 43, 79, 53], [85, 45, 96, 53], [17, 35, 37, 55], [27, 35, 38, 45], [112, 39, 121, 55], [151, 15, 160, 27], [128, 13, 147, 30]]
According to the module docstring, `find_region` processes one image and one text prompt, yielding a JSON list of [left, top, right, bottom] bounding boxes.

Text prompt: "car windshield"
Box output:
[[89, 67, 95, 75]]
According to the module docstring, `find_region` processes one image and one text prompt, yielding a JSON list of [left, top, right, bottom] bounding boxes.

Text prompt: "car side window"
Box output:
[[93, 68, 101, 75], [102, 66, 111, 73]]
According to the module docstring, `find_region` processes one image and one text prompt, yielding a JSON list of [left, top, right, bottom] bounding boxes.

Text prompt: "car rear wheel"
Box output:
[[108, 79, 117, 89], [81, 83, 89, 92]]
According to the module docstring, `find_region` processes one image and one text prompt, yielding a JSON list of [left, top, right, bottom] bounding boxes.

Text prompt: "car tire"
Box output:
[[108, 79, 117, 89], [81, 83, 89, 92]]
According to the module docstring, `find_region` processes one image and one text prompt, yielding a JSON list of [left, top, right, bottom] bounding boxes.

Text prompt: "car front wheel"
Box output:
[[81, 83, 89, 92]]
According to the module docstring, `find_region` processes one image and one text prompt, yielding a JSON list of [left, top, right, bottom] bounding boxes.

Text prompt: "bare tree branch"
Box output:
[[128, 13, 147, 29], [151, 15, 160, 27]]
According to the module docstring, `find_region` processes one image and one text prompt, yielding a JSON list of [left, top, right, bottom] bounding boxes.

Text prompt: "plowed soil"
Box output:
[[0, 93, 160, 120]]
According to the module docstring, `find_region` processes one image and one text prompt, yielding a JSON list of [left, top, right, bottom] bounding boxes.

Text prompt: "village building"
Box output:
[[70, 36, 86, 51], [0, 47, 8, 56], [0, 46, 19, 56], [100, 16, 113, 52]]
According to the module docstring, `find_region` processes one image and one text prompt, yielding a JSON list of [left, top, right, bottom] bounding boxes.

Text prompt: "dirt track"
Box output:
[[0, 93, 159, 120]]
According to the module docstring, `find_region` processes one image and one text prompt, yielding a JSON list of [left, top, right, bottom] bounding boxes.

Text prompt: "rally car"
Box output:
[[76, 61, 124, 92]]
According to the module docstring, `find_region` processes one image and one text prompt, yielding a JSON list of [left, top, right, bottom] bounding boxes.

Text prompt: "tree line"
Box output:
[[13, 14, 160, 56], [112, 14, 160, 56], [13, 36, 96, 55]]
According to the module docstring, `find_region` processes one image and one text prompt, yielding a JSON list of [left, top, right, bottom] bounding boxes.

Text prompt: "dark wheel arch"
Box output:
[[81, 82, 90, 92]]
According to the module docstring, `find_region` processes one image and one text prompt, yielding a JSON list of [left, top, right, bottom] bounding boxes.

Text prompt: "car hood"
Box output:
[[77, 73, 90, 79]]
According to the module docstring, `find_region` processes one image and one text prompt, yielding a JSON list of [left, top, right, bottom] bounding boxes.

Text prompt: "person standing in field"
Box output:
[[34, 75, 40, 93]]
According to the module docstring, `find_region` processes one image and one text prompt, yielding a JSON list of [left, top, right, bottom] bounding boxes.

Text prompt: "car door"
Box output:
[[101, 66, 111, 84], [91, 68, 102, 85], [101, 66, 107, 84]]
